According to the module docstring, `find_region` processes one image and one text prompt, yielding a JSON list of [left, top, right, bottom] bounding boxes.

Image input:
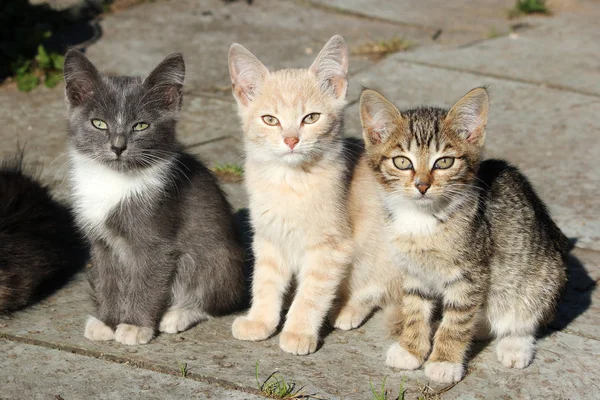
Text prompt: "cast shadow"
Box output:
[[1, 0, 104, 82], [546, 249, 596, 334], [233, 207, 254, 310]]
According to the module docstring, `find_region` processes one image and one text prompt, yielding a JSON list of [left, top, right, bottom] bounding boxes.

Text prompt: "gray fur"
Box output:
[[64, 50, 245, 337]]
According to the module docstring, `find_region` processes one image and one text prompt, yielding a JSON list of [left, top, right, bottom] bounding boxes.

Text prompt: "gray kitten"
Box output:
[[359, 87, 568, 383], [64, 50, 245, 345]]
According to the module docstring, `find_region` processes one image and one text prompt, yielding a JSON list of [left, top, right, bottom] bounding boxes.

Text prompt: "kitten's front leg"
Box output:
[[232, 236, 291, 342], [116, 254, 173, 345], [424, 280, 482, 383], [279, 239, 350, 355], [84, 243, 120, 341], [386, 281, 434, 370]]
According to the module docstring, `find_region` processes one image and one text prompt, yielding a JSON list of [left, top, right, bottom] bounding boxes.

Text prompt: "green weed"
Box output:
[[255, 361, 308, 399], [213, 163, 244, 182], [177, 361, 188, 377], [12, 43, 65, 92], [509, 0, 550, 18]]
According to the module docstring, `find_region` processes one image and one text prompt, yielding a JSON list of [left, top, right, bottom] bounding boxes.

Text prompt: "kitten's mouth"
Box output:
[[413, 196, 434, 205]]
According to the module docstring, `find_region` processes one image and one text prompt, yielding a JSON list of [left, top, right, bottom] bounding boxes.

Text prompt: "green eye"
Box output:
[[302, 113, 320, 124], [91, 119, 108, 130], [393, 156, 413, 170], [434, 157, 455, 169], [261, 115, 279, 126], [133, 122, 149, 131]]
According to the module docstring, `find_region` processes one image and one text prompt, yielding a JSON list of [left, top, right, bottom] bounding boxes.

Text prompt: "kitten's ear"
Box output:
[[359, 89, 403, 147], [143, 53, 185, 111], [63, 49, 102, 107], [445, 87, 489, 146], [228, 43, 270, 107], [309, 35, 349, 99]]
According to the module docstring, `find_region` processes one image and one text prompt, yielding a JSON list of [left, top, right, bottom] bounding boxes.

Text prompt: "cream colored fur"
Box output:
[[229, 36, 401, 355]]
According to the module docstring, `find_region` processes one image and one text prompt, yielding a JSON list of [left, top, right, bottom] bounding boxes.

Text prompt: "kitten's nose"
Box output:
[[111, 135, 127, 157], [416, 182, 431, 194], [284, 137, 299, 150], [111, 144, 127, 156]]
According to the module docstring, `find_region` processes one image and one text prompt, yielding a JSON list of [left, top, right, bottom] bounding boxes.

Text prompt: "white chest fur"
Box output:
[[69, 151, 170, 235], [384, 195, 440, 237]]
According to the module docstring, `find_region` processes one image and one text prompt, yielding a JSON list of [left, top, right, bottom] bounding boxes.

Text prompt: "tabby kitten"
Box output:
[[64, 50, 245, 345], [228, 36, 402, 355], [360, 87, 568, 383]]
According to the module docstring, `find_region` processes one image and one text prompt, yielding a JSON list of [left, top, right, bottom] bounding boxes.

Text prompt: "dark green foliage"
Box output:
[[0, 0, 104, 91], [509, 0, 550, 18]]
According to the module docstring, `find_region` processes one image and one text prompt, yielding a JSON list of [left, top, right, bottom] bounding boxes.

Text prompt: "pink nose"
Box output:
[[284, 137, 299, 150]]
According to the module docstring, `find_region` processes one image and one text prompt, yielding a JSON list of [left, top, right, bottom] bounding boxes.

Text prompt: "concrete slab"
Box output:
[[0, 339, 263, 400], [344, 60, 600, 252], [310, 0, 516, 43], [82, 0, 435, 90], [1, 271, 599, 399], [394, 7, 600, 97]]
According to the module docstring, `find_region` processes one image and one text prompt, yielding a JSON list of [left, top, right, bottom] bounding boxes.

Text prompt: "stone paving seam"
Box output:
[[393, 59, 600, 99], [0, 331, 266, 399]]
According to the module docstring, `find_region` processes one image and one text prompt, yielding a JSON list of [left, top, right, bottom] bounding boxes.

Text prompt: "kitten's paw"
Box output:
[[114, 324, 154, 345], [496, 336, 535, 369], [386, 343, 422, 370], [279, 331, 318, 355], [159, 309, 208, 334], [231, 316, 275, 341], [424, 361, 465, 383], [84, 316, 114, 341], [332, 305, 371, 331]]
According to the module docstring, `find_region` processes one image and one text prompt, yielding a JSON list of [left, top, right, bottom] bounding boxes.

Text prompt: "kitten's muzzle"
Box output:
[[111, 135, 128, 157]]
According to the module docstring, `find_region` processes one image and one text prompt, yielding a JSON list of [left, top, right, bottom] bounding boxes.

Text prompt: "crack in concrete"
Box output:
[[0, 332, 265, 398]]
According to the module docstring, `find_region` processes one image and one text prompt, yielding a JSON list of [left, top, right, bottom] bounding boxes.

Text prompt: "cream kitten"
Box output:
[[228, 36, 402, 355]]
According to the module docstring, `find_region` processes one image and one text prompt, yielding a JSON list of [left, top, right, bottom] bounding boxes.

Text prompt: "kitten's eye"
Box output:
[[91, 119, 108, 130], [133, 122, 149, 131], [393, 156, 413, 170], [434, 157, 455, 169], [261, 115, 279, 126], [302, 113, 321, 124]]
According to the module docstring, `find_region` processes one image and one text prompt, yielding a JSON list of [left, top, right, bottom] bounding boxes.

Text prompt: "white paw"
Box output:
[[159, 309, 208, 334], [114, 323, 154, 345], [386, 343, 422, 370], [279, 331, 318, 355], [231, 316, 275, 341], [333, 305, 370, 331], [496, 336, 535, 369], [424, 361, 465, 383], [84, 316, 114, 341]]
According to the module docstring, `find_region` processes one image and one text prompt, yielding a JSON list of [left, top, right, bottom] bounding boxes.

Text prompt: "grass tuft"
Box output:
[[177, 361, 188, 377], [352, 38, 412, 59], [255, 361, 309, 399], [212, 162, 244, 182], [370, 376, 408, 400], [370, 376, 390, 400], [509, 0, 550, 18]]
